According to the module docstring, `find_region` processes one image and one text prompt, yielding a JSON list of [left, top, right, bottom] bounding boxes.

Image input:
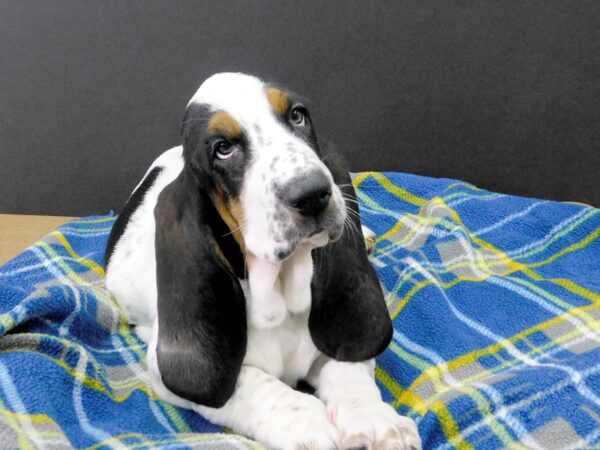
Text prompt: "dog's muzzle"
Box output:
[[275, 169, 345, 250]]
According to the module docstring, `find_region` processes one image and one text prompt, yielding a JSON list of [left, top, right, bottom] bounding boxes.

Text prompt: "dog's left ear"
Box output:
[[309, 146, 393, 361]]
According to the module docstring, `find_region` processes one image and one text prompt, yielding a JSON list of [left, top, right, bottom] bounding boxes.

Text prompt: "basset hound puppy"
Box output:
[[104, 73, 421, 450]]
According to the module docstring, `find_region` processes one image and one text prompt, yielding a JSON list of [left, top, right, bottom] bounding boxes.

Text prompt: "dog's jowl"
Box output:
[[105, 73, 421, 450]]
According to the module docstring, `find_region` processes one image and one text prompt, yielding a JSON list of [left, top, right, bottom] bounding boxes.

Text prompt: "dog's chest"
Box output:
[[243, 303, 320, 387], [237, 249, 320, 386]]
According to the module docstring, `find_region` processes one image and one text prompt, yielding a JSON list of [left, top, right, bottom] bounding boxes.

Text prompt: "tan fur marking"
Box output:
[[208, 111, 243, 138], [266, 87, 290, 116], [211, 237, 232, 270], [214, 193, 246, 253]]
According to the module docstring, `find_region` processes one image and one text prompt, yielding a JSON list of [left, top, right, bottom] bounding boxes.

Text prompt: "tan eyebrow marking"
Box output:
[[208, 111, 243, 138], [266, 87, 290, 116]]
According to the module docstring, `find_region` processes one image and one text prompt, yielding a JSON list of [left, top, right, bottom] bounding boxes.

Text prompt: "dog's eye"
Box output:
[[289, 106, 307, 127], [213, 140, 237, 160]]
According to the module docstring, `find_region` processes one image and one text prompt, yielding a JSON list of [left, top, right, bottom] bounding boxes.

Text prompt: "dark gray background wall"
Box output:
[[2, 0, 599, 215]]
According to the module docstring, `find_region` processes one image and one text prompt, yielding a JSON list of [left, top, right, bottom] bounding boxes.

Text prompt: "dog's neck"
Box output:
[[245, 245, 314, 329]]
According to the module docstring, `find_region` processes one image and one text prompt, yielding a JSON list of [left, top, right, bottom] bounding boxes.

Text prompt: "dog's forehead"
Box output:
[[188, 73, 277, 124]]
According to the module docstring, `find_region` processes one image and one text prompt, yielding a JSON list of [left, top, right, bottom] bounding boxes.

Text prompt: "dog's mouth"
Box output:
[[273, 210, 346, 261], [305, 226, 343, 247], [308, 227, 323, 237], [307, 228, 328, 247]]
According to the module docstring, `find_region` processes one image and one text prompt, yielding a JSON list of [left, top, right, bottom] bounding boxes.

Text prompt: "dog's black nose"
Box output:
[[280, 172, 332, 217]]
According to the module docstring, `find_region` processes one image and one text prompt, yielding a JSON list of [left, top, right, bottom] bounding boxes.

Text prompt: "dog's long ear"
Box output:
[[309, 146, 392, 362], [153, 168, 247, 408]]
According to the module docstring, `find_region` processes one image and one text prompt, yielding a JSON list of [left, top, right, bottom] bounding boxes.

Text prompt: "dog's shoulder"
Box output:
[[104, 146, 184, 267]]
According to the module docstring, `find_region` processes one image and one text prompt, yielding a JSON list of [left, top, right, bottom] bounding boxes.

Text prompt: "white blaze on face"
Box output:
[[189, 73, 347, 328]]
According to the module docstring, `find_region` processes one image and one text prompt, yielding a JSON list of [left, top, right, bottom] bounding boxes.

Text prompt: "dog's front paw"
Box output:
[[261, 394, 340, 450], [361, 225, 376, 254], [331, 400, 421, 450]]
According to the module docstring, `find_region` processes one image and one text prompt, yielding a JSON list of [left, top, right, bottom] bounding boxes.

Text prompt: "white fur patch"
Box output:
[[247, 257, 287, 328], [280, 244, 314, 313], [105, 146, 183, 328], [311, 359, 422, 450]]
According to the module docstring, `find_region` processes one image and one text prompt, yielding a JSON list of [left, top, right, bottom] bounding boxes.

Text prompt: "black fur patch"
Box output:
[[180, 102, 248, 278], [295, 379, 316, 395], [309, 144, 393, 361], [154, 168, 247, 408], [182, 103, 250, 200], [104, 166, 163, 267], [150, 101, 255, 408], [267, 88, 319, 153]]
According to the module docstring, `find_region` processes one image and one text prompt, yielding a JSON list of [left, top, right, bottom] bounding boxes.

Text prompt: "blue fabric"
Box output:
[[0, 171, 599, 449]]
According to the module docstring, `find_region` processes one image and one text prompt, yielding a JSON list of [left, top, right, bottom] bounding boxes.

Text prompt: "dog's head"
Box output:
[[181, 73, 346, 262], [154, 73, 392, 408]]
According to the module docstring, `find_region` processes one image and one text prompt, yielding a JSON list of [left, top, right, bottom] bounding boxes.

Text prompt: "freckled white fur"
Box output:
[[106, 73, 421, 449]]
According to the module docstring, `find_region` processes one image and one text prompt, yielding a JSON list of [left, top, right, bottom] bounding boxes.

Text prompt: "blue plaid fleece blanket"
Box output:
[[1, 172, 599, 449]]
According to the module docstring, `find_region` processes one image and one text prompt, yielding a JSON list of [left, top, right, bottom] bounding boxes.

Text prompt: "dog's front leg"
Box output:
[[149, 348, 339, 450], [308, 357, 422, 450], [197, 366, 340, 450]]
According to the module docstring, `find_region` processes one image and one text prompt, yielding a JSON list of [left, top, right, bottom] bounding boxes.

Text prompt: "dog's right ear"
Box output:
[[153, 165, 247, 408]]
